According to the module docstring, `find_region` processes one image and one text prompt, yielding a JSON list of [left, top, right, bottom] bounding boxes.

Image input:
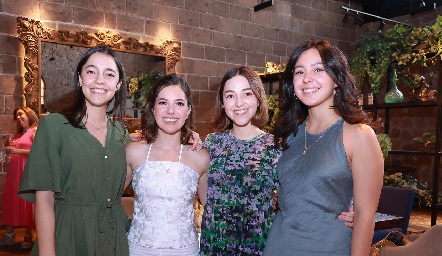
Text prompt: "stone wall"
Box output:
[[0, 0, 442, 207], [0, 0, 361, 140]]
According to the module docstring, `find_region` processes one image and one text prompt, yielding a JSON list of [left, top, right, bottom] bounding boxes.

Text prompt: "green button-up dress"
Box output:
[[19, 113, 132, 256]]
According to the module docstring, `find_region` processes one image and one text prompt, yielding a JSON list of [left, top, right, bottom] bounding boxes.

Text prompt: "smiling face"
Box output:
[[15, 109, 30, 130], [222, 75, 259, 128], [293, 48, 336, 108], [78, 52, 121, 109], [153, 85, 191, 135]]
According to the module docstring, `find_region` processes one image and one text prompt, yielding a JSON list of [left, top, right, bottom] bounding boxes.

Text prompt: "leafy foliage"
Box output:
[[350, 36, 393, 93], [376, 133, 392, 164], [350, 16, 442, 92], [263, 94, 279, 133], [383, 172, 439, 207], [127, 70, 164, 107]]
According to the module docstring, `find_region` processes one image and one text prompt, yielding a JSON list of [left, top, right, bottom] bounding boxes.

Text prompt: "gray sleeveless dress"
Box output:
[[263, 118, 353, 256]]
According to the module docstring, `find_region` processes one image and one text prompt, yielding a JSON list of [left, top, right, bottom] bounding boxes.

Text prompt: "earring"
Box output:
[[79, 83, 82, 87], [334, 87, 338, 95]]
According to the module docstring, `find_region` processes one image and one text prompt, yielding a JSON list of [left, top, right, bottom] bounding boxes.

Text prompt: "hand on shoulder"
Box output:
[[184, 145, 210, 176]]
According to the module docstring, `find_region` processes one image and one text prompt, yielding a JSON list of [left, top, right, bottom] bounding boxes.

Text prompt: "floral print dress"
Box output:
[[199, 131, 280, 255]]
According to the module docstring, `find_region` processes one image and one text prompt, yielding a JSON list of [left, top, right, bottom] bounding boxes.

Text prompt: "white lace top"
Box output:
[[127, 144, 200, 250]]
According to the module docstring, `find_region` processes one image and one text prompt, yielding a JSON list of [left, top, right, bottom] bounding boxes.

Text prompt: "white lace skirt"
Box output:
[[129, 242, 199, 256]]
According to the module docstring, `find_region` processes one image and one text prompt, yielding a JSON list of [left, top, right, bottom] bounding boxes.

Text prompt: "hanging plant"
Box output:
[[127, 70, 164, 107], [351, 16, 442, 92], [350, 35, 393, 94]]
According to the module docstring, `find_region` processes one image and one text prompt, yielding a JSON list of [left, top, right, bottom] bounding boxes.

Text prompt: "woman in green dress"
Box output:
[[19, 46, 132, 256]]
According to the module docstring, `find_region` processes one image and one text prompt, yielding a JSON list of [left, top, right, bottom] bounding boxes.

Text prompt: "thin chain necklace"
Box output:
[[154, 143, 177, 173], [303, 117, 340, 155], [85, 115, 108, 130], [160, 162, 173, 173]]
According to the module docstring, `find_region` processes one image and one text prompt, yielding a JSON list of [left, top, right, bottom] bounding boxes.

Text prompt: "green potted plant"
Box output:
[[263, 94, 279, 133], [376, 133, 392, 164], [350, 16, 442, 93], [350, 35, 394, 94], [127, 70, 164, 107]]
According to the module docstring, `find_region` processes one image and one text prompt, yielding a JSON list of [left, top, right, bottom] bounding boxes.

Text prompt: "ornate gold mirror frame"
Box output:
[[16, 16, 181, 116]]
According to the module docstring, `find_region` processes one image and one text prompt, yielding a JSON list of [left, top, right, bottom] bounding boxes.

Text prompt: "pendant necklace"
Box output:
[[161, 162, 173, 173], [85, 116, 108, 130], [303, 117, 340, 155], [154, 143, 175, 173]]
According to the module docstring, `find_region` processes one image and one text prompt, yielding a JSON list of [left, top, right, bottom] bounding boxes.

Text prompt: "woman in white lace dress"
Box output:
[[125, 74, 210, 256]]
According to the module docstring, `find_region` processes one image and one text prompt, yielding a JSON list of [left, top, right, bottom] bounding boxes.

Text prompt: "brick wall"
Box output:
[[0, 0, 360, 140], [1, 1, 442, 188], [0, 0, 442, 202]]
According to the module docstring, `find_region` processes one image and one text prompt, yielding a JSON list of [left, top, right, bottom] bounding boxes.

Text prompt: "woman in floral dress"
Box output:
[[199, 66, 355, 255], [199, 66, 280, 255]]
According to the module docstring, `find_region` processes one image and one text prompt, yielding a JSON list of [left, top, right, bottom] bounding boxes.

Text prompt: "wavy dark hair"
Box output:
[[60, 46, 127, 128], [274, 39, 369, 149], [211, 66, 269, 132], [141, 73, 195, 145], [13, 107, 39, 133]]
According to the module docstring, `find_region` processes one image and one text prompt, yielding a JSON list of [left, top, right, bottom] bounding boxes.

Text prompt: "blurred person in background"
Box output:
[[0, 107, 38, 249]]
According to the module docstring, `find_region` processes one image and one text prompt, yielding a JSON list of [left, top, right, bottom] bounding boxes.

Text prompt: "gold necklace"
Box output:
[[160, 162, 173, 173], [85, 117, 108, 130], [303, 117, 341, 155], [153, 143, 178, 173]]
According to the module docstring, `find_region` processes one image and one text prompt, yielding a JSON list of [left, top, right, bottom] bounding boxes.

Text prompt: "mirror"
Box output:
[[17, 16, 181, 118], [40, 42, 165, 118]]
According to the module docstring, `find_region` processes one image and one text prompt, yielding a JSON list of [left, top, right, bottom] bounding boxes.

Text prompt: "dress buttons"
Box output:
[[107, 177, 110, 180], [105, 155, 108, 158], [108, 199, 110, 201]]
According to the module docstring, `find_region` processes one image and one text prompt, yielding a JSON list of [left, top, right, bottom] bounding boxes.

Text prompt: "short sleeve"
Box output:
[[18, 114, 62, 203], [203, 133, 214, 150]]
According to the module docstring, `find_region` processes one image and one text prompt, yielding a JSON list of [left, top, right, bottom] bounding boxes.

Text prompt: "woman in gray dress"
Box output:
[[264, 40, 384, 256]]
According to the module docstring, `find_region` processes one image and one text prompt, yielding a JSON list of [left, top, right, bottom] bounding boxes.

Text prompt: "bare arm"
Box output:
[[124, 161, 133, 191], [197, 171, 208, 206], [35, 190, 56, 256], [345, 124, 384, 256], [124, 142, 138, 190], [195, 149, 210, 206], [3, 147, 31, 155]]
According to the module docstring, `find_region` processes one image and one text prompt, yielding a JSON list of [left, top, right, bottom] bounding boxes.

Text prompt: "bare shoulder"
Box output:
[[126, 140, 149, 165], [126, 140, 148, 151], [343, 122, 381, 161], [343, 122, 376, 140], [182, 146, 210, 175]]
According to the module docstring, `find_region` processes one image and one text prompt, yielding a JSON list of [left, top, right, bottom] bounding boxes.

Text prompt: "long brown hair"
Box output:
[[210, 66, 269, 132], [141, 73, 195, 145], [274, 39, 369, 149]]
